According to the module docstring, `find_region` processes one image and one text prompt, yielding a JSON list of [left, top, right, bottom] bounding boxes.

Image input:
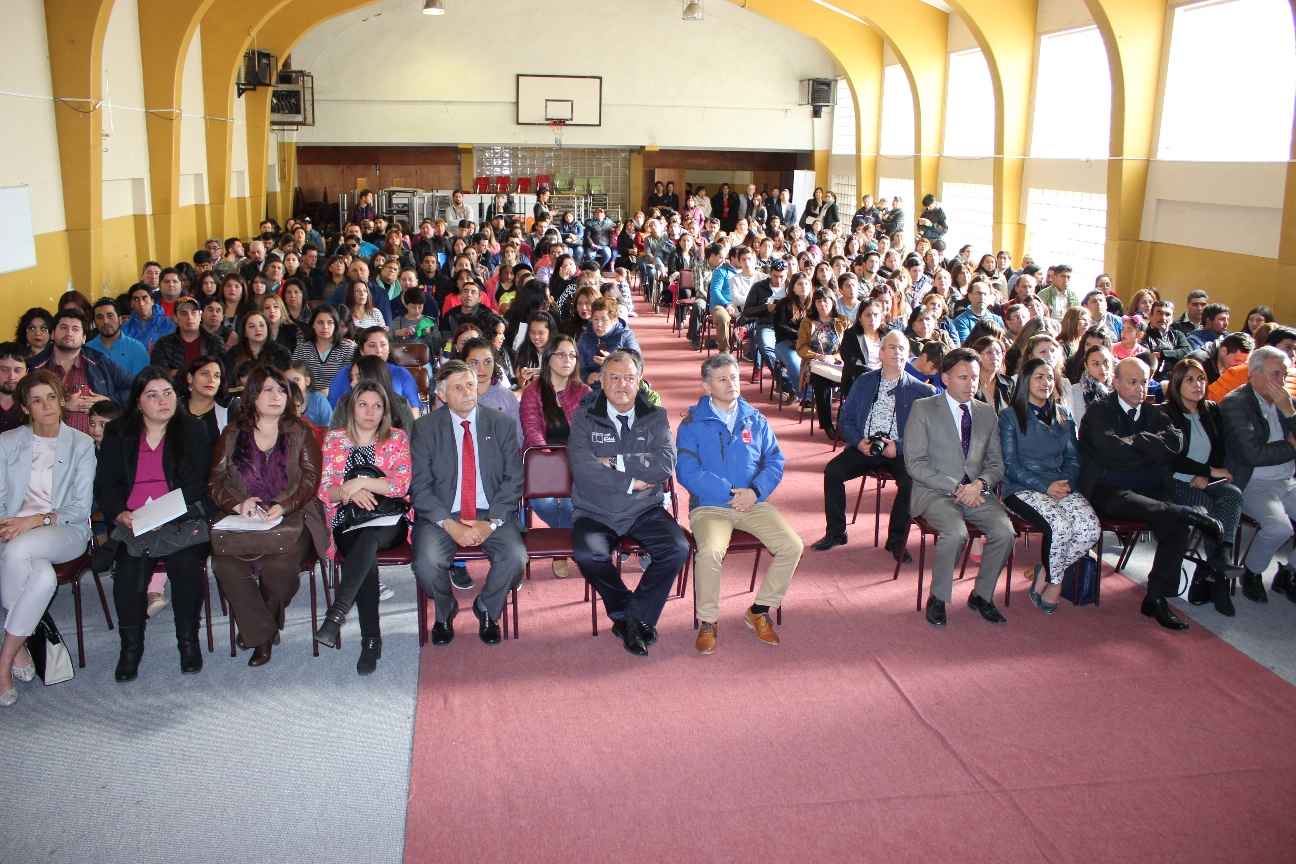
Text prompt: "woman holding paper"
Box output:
[[0, 371, 95, 706], [314, 381, 411, 675], [96, 368, 215, 683], [208, 366, 327, 668]]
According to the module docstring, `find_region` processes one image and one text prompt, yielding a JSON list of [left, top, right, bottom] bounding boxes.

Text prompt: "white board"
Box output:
[[0, 186, 37, 274], [791, 170, 817, 219], [516, 75, 602, 126]]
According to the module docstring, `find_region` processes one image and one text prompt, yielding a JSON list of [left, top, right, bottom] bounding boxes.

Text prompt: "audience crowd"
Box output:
[[2, 183, 1293, 706]]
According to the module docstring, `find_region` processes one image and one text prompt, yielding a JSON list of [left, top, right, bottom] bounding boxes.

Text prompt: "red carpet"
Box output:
[[405, 308, 1296, 863]]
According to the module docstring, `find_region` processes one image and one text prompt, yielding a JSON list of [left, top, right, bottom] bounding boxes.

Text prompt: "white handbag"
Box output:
[[26, 612, 74, 685]]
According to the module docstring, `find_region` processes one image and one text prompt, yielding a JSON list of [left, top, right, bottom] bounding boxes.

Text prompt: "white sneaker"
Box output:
[[378, 581, 395, 601]]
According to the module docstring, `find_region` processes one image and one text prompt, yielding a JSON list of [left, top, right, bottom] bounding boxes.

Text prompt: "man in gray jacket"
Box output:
[[570, 350, 690, 656]]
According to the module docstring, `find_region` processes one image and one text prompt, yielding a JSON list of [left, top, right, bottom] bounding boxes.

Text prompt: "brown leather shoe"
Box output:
[[744, 609, 780, 646], [248, 640, 273, 667], [551, 558, 570, 579], [695, 621, 717, 654]]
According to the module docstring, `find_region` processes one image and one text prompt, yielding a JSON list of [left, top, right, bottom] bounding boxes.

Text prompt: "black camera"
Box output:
[[867, 434, 888, 457]]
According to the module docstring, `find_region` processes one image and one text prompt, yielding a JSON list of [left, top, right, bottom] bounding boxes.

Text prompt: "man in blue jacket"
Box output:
[[676, 354, 802, 654], [29, 309, 135, 433], [813, 330, 936, 561]]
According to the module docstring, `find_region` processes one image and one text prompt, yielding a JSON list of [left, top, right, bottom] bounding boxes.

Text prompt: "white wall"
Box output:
[[292, 0, 836, 150], [101, 0, 152, 218], [0, 0, 65, 234]]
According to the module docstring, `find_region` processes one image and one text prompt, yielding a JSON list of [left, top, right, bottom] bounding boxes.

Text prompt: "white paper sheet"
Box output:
[[131, 488, 189, 536]]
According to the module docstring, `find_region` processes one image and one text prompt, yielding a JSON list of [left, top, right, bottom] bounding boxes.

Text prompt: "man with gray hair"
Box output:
[[569, 350, 690, 657], [1079, 356, 1224, 630], [675, 354, 802, 654], [1220, 345, 1296, 604]]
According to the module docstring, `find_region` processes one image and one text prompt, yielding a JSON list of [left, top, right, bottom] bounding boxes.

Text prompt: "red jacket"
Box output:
[[520, 378, 592, 448]]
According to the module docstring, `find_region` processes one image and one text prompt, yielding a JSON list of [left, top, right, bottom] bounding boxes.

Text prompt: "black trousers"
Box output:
[[809, 373, 836, 432], [113, 543, 210, 630], [823, 446, 911, 547], [1088, 484, 1188, 598], [572, 508, 690, 626], [333, 520, 407, 638], [1004, 494, 1054, 578]]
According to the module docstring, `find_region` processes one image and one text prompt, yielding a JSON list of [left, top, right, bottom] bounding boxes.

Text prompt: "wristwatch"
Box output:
[[489, 519, 503, 531], [42, 514, 52, 526]]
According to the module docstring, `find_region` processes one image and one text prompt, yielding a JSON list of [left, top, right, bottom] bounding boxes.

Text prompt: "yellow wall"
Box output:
[[0, 233, 72, 312], [1137, 241, 1277, 316]]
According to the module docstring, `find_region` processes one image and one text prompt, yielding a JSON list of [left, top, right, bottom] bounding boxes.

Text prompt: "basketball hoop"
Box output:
[[548, 119, 566, 149]]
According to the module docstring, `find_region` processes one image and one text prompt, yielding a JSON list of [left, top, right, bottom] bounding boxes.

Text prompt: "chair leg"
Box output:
[[747, 550, 763, 593], [227, 600, 237, 658], [850, 476, 867, 526], [92, 573, 114, 630], [590, 578, 599, 636], [511, 587, 519, 639], [416, 582, 428, 648], [916, 532, 928, 611], [874, 479, 885, 547], [310, 563, 320, 658], [72, 574, 86, 669], [957, 539, 973, 581], [1004, 547, 1014, 608], [204, 571, 215, 653]]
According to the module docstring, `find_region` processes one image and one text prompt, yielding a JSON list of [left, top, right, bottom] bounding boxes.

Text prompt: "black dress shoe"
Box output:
[[431, 599, 458, 646], [1206, 568, 1236, 617], [612, 617, 649, 656], [1182, 506, 1224, 545], [472, 601, 502, 645], [639, 622, 658, 647], [810, 533, 848, 552], [967, 592, 1007, 624], [885, 540, 913, 564], [1141, 595, 1189, 631], [1241, 569, 1269, 603], [1271, 566, 1296, 604], [449, 565, 474, 590], [925, 596, 946, 627]]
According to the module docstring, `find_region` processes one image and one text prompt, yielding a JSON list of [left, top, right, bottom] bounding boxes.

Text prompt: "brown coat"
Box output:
[[208, 418, 329, 561]]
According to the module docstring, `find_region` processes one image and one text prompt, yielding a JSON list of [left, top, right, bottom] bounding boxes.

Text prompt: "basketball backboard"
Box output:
[[517, 75, 602, 126]]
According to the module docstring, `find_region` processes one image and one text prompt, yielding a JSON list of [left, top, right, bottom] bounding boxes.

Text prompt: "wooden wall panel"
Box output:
[[296, 146, 461, 203], [640, 149, 800, 210]]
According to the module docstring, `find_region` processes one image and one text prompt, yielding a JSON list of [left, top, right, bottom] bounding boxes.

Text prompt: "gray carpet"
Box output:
[[0, 562, 421, 864]]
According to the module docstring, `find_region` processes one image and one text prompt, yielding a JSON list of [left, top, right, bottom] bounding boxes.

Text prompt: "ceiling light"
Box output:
[[683, 1, 703, 21], [422, 0, 444, 15]]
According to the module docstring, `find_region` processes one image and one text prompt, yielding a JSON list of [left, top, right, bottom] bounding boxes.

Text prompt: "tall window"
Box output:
[[940, 182, 994, 256], [879, 65, 915, 156], [1031, 27, 1112, 159], [877, 177, 914, 237], [943, 50, 995, 158], [831, 175, 857, 207], [1158, 0, 1296, 161], [831, 77, 856, 156], [1025, 188, 1108, 292]]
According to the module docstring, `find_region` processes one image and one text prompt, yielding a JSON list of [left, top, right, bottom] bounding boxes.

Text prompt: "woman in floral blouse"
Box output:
[[314, 380, 412, 675]]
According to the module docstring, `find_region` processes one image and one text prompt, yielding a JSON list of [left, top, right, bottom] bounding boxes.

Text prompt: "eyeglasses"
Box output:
[[551, 351, 578, 360]]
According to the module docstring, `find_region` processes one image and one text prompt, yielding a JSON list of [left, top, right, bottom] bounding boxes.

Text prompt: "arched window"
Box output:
[[1158, 0, 1296, 161], [831, 77, 856, 156], [1030, 27, 1112, 159], [943, 50, 995, 158], [879, 65, 915, 156]]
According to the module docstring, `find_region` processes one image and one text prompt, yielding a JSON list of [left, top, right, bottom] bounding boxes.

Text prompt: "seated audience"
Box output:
[[315, 381, 412, 674], [208, 367, 326, 667], [1188, 331, 1252, 386], [459, 338, 523, 447], [285, 362, 332, 427], [291, 305, 355, 393], [1143, 300, 1191, 379], [88, 297, 149, 376], [326, 326, 421, 414], [1187, 303, 1231, 350], [578, 297, 641, 388], [0, 371, 95, 707], [796, 287, 850, 438], [152, 297, 227, 375], [30, 309, 134, 432], [676, 354, 801, 654], [0, 345, 29, 434], [222, 310, 292, 380]]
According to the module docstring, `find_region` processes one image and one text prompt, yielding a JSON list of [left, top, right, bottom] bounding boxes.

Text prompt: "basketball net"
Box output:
[[549, 120, 566, 149]]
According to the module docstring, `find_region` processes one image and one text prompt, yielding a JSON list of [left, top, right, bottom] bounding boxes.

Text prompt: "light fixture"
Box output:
[[683, 1, 703, 21], [422, 0, 444, 15]]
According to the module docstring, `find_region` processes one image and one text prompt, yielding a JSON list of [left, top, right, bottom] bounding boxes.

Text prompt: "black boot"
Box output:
[[1271, 565, 1296, 604], [314, 604, 348, 648], [115, 624, 145, 683], [1206, 543, 1245, 578], [1206, 567, 1236, 617], [1241, 569, 1269, 603], [176, 619, 203, 675], [357, 636, 382, 676]]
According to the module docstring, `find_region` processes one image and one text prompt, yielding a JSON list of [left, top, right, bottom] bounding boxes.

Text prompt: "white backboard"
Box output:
[[517, 75, 602, 126]]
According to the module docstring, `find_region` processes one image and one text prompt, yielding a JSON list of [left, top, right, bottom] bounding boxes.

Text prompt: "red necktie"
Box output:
[[460, 420, 477, 521]]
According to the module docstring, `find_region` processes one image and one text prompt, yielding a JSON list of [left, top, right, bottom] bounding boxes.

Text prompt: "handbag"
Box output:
[[212, 510, 304, 559], [25, 611, 74, 685], [1061, 553, 1099, 606], [110, 504, 210, 559], [335, 463, 409, 533]]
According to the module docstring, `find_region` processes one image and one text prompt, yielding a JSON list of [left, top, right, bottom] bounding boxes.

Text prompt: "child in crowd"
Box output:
[[611, 266, 636, 318], [285, 361, 333, 427], [1113, 315, 1146, 360], [87, 399, 122, 548]]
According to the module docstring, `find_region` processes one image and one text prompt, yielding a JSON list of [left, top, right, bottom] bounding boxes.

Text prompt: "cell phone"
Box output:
[[255, 504, 272, 518]]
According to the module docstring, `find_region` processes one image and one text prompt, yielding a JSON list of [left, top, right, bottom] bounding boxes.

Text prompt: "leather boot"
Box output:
[[314, 604, 348, 648], [1206, 543, 1245, 578], [356, 636, 382, 676], [1186, 569, 1211, 606], [1206, 567, 1236, 617], [175, 619, 203, 675], [115, 624, 145, 683], [1241, 569, 1269, 603]]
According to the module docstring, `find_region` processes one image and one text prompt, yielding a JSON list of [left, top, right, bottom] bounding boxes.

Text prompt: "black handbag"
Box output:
[[110, 504, 210, 559], [1061, 553, 1099, 606], [335, 463, 408, 533]]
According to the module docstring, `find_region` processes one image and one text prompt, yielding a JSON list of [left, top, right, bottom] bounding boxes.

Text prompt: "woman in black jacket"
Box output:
[[95, 368, 216, 682], [1165, 357, 1245, 613]]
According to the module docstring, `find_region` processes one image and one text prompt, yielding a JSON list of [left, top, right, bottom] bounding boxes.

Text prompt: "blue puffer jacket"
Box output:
[[998, 404, 1081, 498], [676, 396, 784, 510], [708, 262, 737, 311], [577, 319, 641, 383]]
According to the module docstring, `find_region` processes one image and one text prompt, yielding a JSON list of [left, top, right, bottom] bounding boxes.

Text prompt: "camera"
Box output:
[[867, 434, 888, 457]]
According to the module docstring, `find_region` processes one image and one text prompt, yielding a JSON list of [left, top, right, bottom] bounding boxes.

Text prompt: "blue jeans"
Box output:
[[751, 324, 776, 373], [588, 245, 613, 269], [774, 340, 803, 396], [530, 496, 573, 529]]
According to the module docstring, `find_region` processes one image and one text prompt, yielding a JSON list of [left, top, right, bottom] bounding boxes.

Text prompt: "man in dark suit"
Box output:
[[1079, 357, 1223, 630], [410, 360, 527, 646], [569, 350, 690, 657], [904, 348, 1015, 626], [813, 331, 934, 561]]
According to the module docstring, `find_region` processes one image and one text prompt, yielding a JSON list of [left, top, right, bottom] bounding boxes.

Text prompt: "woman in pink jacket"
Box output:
[[519, 334, 590, 578], [314, 380, 412, 674]]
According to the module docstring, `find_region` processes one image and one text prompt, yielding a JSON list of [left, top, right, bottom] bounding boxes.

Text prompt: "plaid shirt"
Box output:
[[51, 355, 91, 433]]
